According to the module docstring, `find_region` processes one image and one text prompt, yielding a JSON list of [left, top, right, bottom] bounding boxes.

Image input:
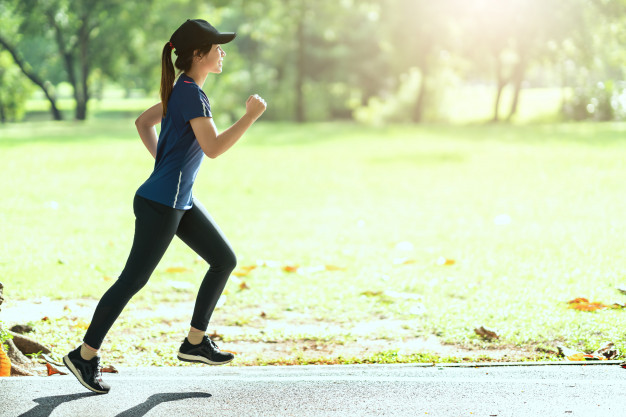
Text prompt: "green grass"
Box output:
[[2, 111, 626, 365]]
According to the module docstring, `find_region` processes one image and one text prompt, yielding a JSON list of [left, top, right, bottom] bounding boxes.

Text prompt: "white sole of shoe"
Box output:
[[62, 355, 109, 394], [177, 352, 234, 365]]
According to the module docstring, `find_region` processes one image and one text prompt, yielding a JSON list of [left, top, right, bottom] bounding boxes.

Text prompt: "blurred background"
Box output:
[[1, 0, 625, 125]]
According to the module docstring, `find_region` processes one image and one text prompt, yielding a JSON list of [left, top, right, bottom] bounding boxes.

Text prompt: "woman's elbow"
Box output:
[[134, 117, 144, 129]]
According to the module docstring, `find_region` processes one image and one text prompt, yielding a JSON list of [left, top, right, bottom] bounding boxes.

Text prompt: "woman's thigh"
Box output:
[[175, 198, 236, 269], [119, 195, 185, 282]]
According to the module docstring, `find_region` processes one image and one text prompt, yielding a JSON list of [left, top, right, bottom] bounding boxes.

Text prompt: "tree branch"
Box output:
[[0, 34, 63, 120]]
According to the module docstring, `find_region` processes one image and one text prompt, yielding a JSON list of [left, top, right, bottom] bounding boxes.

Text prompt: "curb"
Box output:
[[410, 360, 625, 368]]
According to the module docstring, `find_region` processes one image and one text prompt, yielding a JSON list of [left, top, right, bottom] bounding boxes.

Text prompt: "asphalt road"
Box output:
[[1, 363, 625, 417]]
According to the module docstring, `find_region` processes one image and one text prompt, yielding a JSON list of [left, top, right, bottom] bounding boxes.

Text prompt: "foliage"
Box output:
[[0, 321, 13, 352], [0, 51, 32, 122], [2, 0, 626, 122], [563, 81, 626, 121]]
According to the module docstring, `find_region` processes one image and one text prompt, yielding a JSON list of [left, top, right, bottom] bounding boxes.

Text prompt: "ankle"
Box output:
[[187, 328, 205, 345], [80, 343, 98, 361]]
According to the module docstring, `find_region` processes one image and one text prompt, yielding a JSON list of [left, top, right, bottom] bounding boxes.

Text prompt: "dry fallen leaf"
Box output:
[[282, 265, 299, 273], [557, 345, 608, 361], [101, 365, 118, 373], [324, 265, 346, 271], [71, 319, 90, 330], [568, 297, 589, 304], [239, 281, 250, 290], [593, 341, 619, 360], [232, 265, 257, 277], [557, 345, 582, 360], [567, 298, 610, 311], [474, 326, 499, 340], [46, 362, 68, 376], [166, 267, 192, 273], [436, 257, 456, 266], [360, 290, 383, 297], [208, 330, 222, 340], [393, 257, 410, 265], [260, 311, 267, 318]]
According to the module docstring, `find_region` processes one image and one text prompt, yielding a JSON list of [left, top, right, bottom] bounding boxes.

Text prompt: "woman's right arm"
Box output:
[[190, 95, 266, 159], [135, 102, 163, 159]]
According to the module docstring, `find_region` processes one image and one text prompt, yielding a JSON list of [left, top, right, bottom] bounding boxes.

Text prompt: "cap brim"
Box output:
[[214, 32, 236, 44]]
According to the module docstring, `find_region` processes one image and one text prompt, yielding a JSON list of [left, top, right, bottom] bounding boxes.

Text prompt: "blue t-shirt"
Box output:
[[136, 73, 211, 209]]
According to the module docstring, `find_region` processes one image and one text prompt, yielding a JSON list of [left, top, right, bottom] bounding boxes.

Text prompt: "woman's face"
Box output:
[[196, 44, 226, 74]]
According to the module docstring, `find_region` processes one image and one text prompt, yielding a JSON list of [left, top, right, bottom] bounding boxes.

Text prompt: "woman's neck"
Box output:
[[184, 69, 209, 87]]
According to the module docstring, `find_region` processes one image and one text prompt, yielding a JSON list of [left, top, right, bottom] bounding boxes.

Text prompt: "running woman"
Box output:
[[63, 19, 267, 394]]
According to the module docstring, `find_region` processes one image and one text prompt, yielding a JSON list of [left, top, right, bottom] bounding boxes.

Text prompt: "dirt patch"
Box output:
[[1, 298, 540, 366]]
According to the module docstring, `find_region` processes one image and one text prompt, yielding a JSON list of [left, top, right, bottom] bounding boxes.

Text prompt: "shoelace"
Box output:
[[93, 357, 104, 381], [202, 336, 220, 351]]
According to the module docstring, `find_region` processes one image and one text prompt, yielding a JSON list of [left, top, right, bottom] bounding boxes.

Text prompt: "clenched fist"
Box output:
[[246, 94, 267, 121]]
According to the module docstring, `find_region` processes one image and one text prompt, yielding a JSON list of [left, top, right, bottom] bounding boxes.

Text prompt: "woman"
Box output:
[[63, 19, 266, 394]]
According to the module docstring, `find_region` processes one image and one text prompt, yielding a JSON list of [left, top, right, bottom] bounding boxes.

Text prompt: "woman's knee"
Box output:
[[115, 272, 151, 295], [214, 248, 237, 273]]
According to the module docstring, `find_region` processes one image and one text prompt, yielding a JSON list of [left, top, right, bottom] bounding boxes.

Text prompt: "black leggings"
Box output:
[[83, 194, 236, 350]]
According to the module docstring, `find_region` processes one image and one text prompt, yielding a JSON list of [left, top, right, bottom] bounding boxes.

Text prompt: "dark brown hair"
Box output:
[[160, 43, 214, 117]]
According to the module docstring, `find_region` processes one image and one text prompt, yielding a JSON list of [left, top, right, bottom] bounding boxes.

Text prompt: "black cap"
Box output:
[[170, 19, 236, 55]]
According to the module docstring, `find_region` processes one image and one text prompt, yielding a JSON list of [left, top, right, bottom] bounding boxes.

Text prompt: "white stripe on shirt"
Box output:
[[172, 171, 182, 208]]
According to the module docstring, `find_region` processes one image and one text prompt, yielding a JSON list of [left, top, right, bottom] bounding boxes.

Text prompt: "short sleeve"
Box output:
[[180, 87, 212, 122]]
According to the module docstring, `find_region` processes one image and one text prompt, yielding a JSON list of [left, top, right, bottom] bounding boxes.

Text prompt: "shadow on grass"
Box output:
[[18, 391, 212, 417]]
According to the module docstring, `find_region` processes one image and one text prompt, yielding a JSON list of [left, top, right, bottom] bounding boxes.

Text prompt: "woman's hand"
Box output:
[[246, 94, 267, 121]]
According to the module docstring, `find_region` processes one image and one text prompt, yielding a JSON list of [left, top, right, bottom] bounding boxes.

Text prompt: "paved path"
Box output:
[[1, 363, 625, 416]]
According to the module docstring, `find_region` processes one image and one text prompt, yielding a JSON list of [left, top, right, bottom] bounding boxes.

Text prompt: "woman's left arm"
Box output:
[[135, 102, 163, 159]]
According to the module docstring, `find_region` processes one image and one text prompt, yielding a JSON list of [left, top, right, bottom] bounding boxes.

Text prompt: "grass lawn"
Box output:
[[2, 114, 626, 366]]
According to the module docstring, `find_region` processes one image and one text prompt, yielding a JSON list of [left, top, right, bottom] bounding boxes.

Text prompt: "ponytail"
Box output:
[[160, 42, 175, 118]]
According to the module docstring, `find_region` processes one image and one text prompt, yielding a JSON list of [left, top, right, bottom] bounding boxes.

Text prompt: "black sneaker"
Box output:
[[63, 347, 110, 394], [177, 336, 234, 365]]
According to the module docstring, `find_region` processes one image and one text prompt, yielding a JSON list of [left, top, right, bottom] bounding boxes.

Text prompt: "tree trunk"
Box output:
[[0, 101, 6, 123], [48, 12, 90, 120], [0, 36, 63, 121], [492, 55, 506, 123], [77, 17, 90, 121], [507, 55, 528, 121], [412, 69, 428, 123], [294, 2, 305, 123]]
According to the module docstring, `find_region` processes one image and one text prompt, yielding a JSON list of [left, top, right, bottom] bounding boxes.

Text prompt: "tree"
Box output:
[[452, 0, 600, 122], [2, 0, 154, 120], [376, 0, 458, 123], [0, 0, 63, 120]]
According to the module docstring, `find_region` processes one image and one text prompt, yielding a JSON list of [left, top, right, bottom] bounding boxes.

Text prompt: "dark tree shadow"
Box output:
[[17, 391, 212, 417], [18, 392, 98, 417], [114, 392, 212, 417]]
